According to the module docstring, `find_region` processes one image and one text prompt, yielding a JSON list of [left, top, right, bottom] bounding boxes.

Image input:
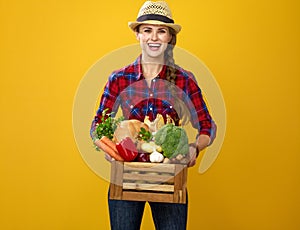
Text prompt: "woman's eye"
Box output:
[[143, 29, 151, 33], [158, 30, 167, 34]]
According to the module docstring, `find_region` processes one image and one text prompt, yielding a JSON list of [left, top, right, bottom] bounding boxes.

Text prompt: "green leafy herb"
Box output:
[[95, 108, 124, 140], [138, 127, 152, 142]]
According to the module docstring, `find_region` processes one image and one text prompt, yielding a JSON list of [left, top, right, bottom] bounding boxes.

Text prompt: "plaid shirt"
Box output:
[[91, 55, 216, 141]]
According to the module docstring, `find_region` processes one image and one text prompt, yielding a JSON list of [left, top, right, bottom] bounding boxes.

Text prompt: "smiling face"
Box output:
[[136, 24, 173, 62]]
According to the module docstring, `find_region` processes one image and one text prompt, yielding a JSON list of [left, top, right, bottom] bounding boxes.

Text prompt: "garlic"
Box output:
[[149, 151, 164, 163]]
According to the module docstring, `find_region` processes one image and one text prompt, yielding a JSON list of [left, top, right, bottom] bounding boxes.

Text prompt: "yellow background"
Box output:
[[1, 0, 299, 229]]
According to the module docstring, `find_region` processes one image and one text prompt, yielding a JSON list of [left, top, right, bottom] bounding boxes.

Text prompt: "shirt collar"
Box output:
[[134, 55, 167, 80]]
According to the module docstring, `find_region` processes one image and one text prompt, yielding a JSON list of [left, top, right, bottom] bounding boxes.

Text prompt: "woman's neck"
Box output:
[[141, 55, 164, 79], [142, 63, 163, 79]]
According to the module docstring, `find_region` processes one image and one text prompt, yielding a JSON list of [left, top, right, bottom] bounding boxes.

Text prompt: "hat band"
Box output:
[[137, 14, 174, 24]]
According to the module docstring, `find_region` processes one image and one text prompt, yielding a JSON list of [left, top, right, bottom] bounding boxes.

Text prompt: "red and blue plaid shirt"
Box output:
[[91, 55, 216, 141]]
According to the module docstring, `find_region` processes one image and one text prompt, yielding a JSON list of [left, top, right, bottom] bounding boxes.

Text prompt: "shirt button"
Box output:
[[153, 79, 156, 82], [170, 106, 173, 109], [150, 93, 153, 97], [130, 105, 134, 109], [149, 107, 153, 111]]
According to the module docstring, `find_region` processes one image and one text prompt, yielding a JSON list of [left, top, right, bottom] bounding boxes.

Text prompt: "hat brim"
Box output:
[[128, 20, 181, 34]]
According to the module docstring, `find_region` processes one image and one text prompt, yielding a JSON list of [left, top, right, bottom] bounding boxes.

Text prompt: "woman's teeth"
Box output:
[[148, 43, 161, 48]]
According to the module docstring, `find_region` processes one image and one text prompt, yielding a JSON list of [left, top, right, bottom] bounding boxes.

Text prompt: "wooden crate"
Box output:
[[109, 161, 187, 204]]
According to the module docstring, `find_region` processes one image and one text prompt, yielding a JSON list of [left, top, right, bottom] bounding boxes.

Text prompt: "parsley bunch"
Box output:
[[96, 109, 124, 140], [138, 127, 152, 142]]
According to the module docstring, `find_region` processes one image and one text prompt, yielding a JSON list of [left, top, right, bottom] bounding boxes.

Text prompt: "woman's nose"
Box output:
[[151, 31, 158, 41]]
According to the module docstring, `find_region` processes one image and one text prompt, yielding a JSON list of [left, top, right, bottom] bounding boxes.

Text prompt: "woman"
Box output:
[[90, 1, 216, 229]]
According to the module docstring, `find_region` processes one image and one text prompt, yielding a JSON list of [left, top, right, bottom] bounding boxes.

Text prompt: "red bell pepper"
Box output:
[[116, 137, 138, 162]]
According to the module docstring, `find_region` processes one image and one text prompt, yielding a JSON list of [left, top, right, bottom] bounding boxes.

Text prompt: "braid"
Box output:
[[165, 29, 190, 125]]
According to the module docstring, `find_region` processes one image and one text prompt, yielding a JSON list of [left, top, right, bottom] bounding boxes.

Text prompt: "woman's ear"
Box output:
[[135, 31, 140, 41]]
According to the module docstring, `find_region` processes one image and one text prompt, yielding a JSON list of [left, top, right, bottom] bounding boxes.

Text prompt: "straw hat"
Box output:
[[128, 1, 181, 34]]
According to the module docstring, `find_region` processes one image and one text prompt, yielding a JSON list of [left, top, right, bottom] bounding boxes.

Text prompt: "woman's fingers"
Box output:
[[187, 145, 197, 167], [104, 153, 115, 162]]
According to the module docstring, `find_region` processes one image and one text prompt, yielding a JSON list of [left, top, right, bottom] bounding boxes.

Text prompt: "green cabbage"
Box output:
[[154, 124, 189, 158]]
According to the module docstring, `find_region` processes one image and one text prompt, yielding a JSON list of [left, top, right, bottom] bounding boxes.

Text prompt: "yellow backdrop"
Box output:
[[1, 0, 299, 229]]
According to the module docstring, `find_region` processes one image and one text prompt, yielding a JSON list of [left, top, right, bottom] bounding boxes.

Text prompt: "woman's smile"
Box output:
[[147, 43, 162, 51]]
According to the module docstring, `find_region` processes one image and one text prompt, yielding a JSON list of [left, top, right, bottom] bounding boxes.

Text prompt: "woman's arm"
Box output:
[[183, 73, 217, 167]]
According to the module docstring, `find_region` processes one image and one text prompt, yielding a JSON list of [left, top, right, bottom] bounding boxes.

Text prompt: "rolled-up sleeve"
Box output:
[[185, 72, 217, 144], [90, 72, 119, 139]]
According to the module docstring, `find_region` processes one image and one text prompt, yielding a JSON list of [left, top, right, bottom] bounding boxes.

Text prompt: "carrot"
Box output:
[[96, 138, 124, 162], [100, 136, 118, 153]]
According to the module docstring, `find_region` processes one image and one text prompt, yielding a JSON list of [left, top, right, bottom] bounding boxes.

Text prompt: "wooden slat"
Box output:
[[123, 183, 174, 192], [173, 164, 187, 203], [122, 191, 175, 203], [123, 172, 174, 184], [109, 161, 124, 200], [124, 162, 175, 174], [109, 183, 123, 200], [110, 161, 124, 185]]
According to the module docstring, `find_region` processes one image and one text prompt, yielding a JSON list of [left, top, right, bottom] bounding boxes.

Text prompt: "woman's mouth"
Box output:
[[148, 43, 161, 51]]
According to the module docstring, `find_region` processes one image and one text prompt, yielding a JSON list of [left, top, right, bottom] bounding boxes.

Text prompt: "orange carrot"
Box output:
[[100, 136, 118, 153], [97, 138, 124, 161]]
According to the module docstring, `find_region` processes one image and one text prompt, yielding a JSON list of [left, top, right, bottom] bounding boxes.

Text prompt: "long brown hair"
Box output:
[[164, 28, 190, 125]]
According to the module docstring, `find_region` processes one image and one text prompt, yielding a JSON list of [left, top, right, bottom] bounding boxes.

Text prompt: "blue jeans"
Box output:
[[108, 192, 188, 230]]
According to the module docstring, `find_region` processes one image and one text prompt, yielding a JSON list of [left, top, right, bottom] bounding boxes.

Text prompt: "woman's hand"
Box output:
[[187, 134, 211, 167], [196, 134, 211, 152], [94, 139, 116, 163], [187, 144, 197, 167], [104, 153, 115, 162]]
